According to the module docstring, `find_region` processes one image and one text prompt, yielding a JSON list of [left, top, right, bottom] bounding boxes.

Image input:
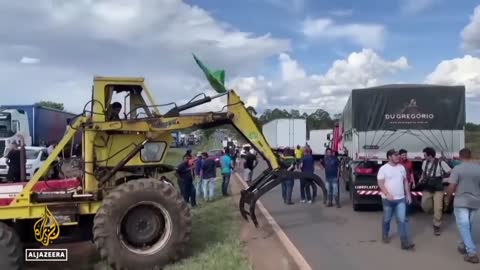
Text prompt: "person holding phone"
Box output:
[[377, 149, 415, 251]]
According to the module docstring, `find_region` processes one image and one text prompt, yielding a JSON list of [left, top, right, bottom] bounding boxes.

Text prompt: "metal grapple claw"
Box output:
[[239, 168, 328, 227]]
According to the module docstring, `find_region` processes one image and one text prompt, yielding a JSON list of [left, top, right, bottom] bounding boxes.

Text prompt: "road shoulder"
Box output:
[[230, 173, 301, 270]]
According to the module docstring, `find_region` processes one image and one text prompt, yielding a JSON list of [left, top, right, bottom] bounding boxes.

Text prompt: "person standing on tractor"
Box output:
[[295, 145, 303, 169], [220, 150, 234, 196], [175, 155, 196, 207], [377, 149, 415, 250], [280, 148, 295, 205], [419, 147, 452, 236], [323, 148, 341, 207], [447, 148, 480, 264], [6, 141, 21, 183]]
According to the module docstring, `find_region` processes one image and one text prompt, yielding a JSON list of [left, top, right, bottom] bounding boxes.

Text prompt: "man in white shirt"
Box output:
[[377, 149, 415, 250]]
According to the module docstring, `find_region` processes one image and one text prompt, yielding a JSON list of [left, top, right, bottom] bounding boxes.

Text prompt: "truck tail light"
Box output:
[[355, 167, 373, 175]]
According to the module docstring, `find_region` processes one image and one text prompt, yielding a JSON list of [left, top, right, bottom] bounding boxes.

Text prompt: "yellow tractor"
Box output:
[[0, 56, 326, 270]]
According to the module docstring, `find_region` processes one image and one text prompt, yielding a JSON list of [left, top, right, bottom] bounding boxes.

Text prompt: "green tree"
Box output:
[[35, 101, 64, 111], [466, 122, 480, 132]]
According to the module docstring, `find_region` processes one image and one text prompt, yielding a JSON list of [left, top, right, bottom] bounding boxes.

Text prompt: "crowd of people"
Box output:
[[377, 147, 479, 264], [279, 145, 341, 207], [174, 142, 479, 264], [175, 148, 237, 208]]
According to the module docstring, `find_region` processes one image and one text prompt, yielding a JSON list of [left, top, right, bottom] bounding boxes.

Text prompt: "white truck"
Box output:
[[262, 118, 307, 151], [307, 129, 331, 158], [340, 84, 466, 211]]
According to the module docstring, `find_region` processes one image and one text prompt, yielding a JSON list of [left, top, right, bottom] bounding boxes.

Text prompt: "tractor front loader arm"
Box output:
[[224, 91, 327, 226], [95, 90, 327, 226]]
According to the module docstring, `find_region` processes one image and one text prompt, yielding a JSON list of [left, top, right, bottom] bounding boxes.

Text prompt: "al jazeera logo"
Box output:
[[25, 207, 68, 262]]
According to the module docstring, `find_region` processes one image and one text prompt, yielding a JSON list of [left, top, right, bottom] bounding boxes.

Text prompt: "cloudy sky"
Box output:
[[2, 0, 480, 123]]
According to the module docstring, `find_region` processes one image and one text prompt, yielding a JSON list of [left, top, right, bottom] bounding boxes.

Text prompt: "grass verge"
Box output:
[[161, 146, 252, 270], [164, 184, 251, 270]]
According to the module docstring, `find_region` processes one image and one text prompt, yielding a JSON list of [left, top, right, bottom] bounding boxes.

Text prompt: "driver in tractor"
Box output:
[[107, 102, 122, 121]]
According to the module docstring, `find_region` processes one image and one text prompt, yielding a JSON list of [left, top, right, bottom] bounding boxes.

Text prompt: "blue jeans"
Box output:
[[454, 207, 478, 255], [222, 173, 231, 196], [326, 177, 339, 204], [202, 177, 216, 201], [281, 178, 294, 203], [382, 198, 411, 244], [196, 176, 203, 197]]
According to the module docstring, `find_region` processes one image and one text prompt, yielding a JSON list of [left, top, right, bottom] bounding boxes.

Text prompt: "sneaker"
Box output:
[[300, 200, 306, 204], [401, 242, 415, 251], [458, 244, 467, 255], [327, 202, 333, 207], [308, 200, 313, 204], [464, 254, 480, 264], [433, 226, 441, 236], [287, 201, 294, 205]]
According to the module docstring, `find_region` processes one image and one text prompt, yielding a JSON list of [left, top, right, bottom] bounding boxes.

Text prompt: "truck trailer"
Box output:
[[0, 105, 78, 156], [307, 129, 331, 159], [336, 84, 466, 211], [262, 118, 307, 151]]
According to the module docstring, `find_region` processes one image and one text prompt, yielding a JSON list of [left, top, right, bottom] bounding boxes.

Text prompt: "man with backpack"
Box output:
[[419, 147, 452, 236]]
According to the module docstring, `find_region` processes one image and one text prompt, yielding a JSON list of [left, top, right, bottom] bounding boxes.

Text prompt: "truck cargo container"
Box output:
[[263, 118, 307, 150], [332, 84, 466, 211], [0, 105, 79, 156], [307, 129, 331, 159]]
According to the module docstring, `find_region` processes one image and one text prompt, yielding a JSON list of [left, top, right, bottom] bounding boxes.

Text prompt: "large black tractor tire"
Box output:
[[93, 178, 192, 270], [0, 222, 23, 270]]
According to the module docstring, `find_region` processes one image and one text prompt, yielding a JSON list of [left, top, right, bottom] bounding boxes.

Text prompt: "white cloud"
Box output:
[[329, 9, 353, 17], [19, 56, 40, 64], [401, 0, 436, 14], [301, 18, 386, 49], [223, 49, 409, 115], [0, 0, 289, 113], [461, 5, 480, 53], [425, 55, 480, 99]]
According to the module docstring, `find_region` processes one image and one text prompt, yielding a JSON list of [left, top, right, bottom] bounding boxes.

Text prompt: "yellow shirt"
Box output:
[[295, 149, 303, 159]]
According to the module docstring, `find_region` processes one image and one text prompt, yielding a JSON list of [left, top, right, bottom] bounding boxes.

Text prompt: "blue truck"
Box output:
[[0, 105, 80, 156]]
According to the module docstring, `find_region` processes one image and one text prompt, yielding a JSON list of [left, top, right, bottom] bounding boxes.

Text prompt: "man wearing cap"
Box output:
[[377, 149, 415, 250]]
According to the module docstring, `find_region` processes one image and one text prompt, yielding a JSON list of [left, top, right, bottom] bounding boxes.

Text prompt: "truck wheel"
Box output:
[[93, 178, 192, 270], [0, 222, 23, 270]]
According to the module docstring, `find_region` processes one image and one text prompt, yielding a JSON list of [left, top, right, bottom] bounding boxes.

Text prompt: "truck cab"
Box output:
[[0, 109, 31, 156]]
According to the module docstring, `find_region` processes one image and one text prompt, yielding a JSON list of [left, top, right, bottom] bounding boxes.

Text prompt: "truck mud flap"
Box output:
[[239, 168, 327, 227]]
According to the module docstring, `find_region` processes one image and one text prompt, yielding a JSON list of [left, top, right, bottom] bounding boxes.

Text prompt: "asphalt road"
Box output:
[[241, 159, 478, 270]]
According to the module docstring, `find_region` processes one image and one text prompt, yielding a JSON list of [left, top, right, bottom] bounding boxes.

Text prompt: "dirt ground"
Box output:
[[230, 177, 300, 270]]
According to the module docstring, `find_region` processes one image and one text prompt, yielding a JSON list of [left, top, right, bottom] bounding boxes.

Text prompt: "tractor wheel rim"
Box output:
[[118, 201, 173, 255]]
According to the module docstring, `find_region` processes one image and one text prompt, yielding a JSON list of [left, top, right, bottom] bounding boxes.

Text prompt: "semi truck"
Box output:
[[262, 118, 307, 152], [331, 84, 466, 211], [307, 129, 331, 159], [0, 105, 78, 156]]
